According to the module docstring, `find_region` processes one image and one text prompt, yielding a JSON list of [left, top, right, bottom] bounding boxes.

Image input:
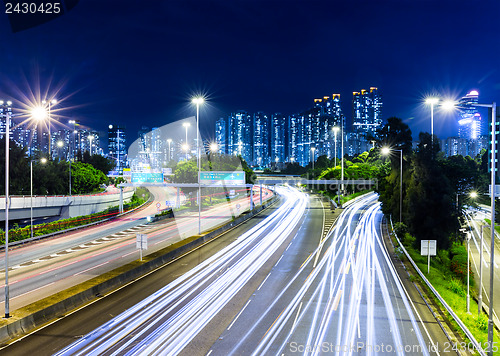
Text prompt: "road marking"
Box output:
[[74, 261, 109, 276], [274, 255, 283, 267], [227, 299, 251, 330], [290, 301, 303, 335], [333, 289, 343, 310], [257, 274, 271, 291], [0, 282, 56, 304], [345, 262, 351, 275], [206, 350, 213, 356]]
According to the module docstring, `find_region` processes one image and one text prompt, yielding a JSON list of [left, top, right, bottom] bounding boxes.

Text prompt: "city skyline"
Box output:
[[0, 1, 498, 142]]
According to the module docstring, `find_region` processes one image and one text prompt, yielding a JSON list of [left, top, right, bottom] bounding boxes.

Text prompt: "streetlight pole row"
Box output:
[[381, 147, 403, 223], [2, 100, 11, 318]]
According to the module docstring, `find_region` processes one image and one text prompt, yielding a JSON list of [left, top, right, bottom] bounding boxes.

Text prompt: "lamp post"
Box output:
[[167, 138, 172, 162], [210, 142, 218, 154], [56, 140, 64, 160], [467, 231, 471, 314], [425, 97, 439, 148], [481, 102, 497, 355], [42, 99, 57, 157], [341, 116, 345, 203], [443, 100, 496, 353], [332, 126, 339, 168], [192, 97, 204, 235], [30, 157, 47, 239], [311, 147, 316, 172], [69, 120, 76, 160], [382, 147, 403, 222], [1, 100, 12, 318], [479, 223, 484, 316], [182, 122, 190, 161], [88, 135, 94, 156]]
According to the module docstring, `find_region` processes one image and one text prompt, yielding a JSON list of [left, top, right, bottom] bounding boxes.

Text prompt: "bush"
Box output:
[[393, 222, 408, 237], [448, 279, 466, 297], [477, 313, 488, 331], [403, 233, 416, 248], [450, 242, 473, 284], [436, 249, 451, 269]]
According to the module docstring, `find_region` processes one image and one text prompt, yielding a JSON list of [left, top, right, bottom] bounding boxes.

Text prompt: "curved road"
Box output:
[[3, 190, 457, 355]]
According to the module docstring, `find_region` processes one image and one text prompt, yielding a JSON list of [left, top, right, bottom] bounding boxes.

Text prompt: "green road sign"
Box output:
[[131, 172, 164, 184], [199, 171, 245, 185]]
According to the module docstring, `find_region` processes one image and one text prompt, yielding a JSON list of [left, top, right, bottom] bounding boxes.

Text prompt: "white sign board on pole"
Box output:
[[421, 239, 437, 274], [420, 240, 437, 256], [136, 233, 148, 261]]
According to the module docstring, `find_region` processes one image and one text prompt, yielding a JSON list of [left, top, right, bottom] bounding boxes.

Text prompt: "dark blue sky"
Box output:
[[1, 0, 499, 142]]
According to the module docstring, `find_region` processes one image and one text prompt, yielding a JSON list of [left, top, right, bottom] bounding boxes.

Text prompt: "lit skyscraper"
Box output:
[[108, 124, 127, 172], [458, 90, 482, 140], [252, 111, 269, 167], [352, 87, 382, 136], [228, 110, 252, 162], [215, 117, 227, 154], [271, 113, 286, 164], [287, 114, 299, 163]]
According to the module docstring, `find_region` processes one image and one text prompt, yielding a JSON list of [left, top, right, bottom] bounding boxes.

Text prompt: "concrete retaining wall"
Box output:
[[0, 189, 134, 221], [0, 195, 278, 346]]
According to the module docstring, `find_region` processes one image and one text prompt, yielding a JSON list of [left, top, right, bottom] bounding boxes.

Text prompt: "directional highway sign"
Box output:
[[199, 171, 245, 185]]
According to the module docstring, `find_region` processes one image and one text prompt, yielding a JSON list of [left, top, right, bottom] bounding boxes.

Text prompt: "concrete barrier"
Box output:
[[0, 195, 278, 346], [0, 189, 134, 222]]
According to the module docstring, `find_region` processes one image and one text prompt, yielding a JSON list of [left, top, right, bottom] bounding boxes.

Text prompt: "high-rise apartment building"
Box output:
[[215, 117, 227, 154], [252, 111, 269, 167], [228, 111, 252, 163], [458, 90, 482, 140], [108, 125, 127, 172], [352, 87, 382, 136], [270, 113, 286, 164]]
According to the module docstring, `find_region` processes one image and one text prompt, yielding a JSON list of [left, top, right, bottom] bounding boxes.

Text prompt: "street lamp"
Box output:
[[341, 117, 345, 204], [42, 99, 57, 157], [382, 147, 403, 222], [210, 142, 218, 153], [425, 97, 439, 148], [182, 122, 190, 161], [311, 147, 316, 171], [30, 157, 47, 239], [445, 100, 497, 353], [192, 97, 204, 235], [1, 100, 12, 318], [167, 138, 172, 161], [466, 231, 471, 314], [332, 126, 340, 168], [68, 120, 77, 160], [56, 140, 64, 160], [88, 135, 94, 156]]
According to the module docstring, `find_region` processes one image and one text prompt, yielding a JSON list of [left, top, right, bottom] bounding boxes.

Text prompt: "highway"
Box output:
[[7, 189, 455, 355], [0, 185, 272, 314], [463, 208, 500, 324]]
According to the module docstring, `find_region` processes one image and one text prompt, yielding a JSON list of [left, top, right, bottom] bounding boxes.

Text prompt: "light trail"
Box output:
[[54, 186, 306, 356], [251, 193, 430, 356]]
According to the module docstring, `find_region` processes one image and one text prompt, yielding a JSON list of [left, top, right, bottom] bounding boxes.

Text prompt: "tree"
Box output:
[[405, 133, 456, 249], [70, 162, 108, 194], [81, 151, 115, 175], [375, 118, 412, 220], [376, 117, 413, 155], [0, 138, 30, 195]]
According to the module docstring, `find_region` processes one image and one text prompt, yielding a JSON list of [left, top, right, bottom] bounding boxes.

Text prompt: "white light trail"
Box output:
[[54, 187, 307, 356]]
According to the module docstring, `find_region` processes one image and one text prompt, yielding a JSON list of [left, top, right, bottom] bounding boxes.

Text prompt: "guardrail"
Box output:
[[389, 216, 486, 356]]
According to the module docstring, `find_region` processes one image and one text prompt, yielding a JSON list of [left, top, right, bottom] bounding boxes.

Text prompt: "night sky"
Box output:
[[1, 0, 499, 144]]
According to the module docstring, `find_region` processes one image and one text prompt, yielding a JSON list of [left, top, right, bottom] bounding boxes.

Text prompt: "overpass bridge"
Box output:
[[0, 188, 134, 222]]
